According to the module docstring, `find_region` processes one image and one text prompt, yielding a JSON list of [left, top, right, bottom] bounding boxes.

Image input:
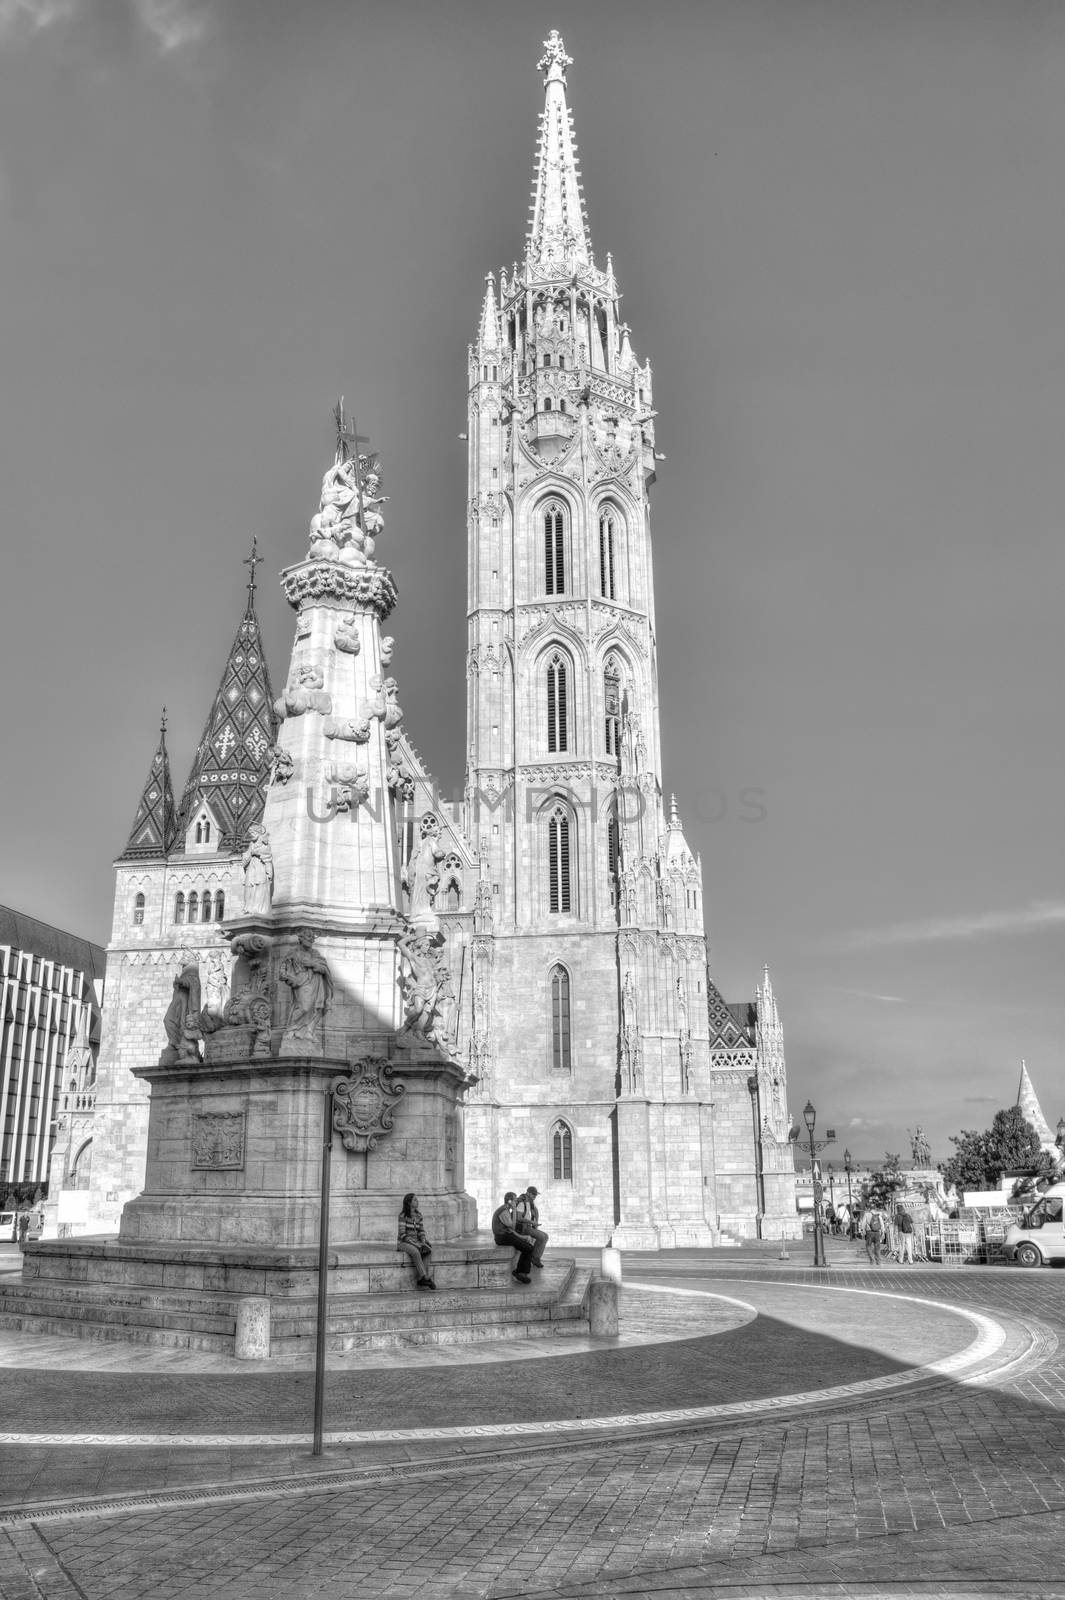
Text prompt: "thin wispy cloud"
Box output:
[[0, 0, 78, 40], [837, 900, 1065, 950], [131, 0, 209, 53]]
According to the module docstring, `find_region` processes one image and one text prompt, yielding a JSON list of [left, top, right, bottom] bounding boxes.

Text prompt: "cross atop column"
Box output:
[[333, 397, 371, 467]]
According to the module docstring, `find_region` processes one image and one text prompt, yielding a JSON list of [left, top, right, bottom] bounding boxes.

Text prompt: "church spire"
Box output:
[[526, 29, 592, 275], [1016, 1058, 1056, 1148], [173, 548, 278, 851], [478, 273, 501, 351], [119, 708, 175, 861]]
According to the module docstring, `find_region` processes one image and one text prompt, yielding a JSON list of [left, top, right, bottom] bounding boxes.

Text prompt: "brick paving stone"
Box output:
[[2, 1266, 1065, 1597]]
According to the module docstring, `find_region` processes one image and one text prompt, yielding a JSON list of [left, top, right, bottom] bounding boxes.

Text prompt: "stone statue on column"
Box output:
[[241, 824, 274, 915], [161, 952, 203, 1065], [280, 929, 334, 1055]]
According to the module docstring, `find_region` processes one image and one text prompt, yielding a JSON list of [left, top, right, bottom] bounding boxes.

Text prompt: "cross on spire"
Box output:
[[243, 536, 264, 611]]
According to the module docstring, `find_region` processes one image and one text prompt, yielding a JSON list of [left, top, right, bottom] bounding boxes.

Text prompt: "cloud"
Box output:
[[131, 0, 210, 53], [837, 900, 1065, 950], [0, 0, 78, 40]]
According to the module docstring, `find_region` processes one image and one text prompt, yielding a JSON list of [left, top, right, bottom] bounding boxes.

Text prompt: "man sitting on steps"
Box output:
[[515, 1185, 548, 1269], [492, 1191, 535, 1283]]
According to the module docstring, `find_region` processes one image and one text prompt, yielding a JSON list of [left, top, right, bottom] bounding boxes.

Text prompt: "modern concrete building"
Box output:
[[0, 906, 104, 1204]]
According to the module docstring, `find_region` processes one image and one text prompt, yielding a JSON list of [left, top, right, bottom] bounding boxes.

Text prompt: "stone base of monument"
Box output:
[[0, 1238, 594, 1356]]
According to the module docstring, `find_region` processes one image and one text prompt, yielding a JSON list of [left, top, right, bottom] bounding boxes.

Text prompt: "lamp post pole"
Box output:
[[803, 1101, 835, 1268], [844, 1148, 853, 1215]]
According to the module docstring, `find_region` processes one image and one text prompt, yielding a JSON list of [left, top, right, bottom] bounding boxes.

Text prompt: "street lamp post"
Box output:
[[803, 1101, 835, 1268], [844, 1148, 854, 1213]]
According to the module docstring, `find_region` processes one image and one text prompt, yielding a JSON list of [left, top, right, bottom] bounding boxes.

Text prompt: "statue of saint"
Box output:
[[161, 953, 203, 1065], [241, 825, 274, 915], [403, 815, 445, 922], [280, 929, 334, 1052]]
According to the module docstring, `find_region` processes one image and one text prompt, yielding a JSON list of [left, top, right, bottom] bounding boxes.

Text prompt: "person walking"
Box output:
[[514, 1186, 548, 1268], [896, 1206, 915, 1264], [396, 1192, 437, 1289], [492, 1191, 535, 1283], [864, 1207, 885, 1265]]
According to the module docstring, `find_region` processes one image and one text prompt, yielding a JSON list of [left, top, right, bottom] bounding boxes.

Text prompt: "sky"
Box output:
[[1, 0, 1063, 1166]]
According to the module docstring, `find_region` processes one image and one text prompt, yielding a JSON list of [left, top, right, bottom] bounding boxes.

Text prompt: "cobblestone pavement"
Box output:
[[2, 1245, 1065, 1599]]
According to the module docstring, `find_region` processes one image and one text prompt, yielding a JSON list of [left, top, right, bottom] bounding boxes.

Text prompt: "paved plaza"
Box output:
[[1, 1238, 1065, 1599]]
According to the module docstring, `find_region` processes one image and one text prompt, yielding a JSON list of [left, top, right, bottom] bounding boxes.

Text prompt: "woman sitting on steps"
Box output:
[[397, 1192, 437, 1290]]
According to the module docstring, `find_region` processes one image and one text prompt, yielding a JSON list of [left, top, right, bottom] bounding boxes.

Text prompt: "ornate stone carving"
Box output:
[[385, 729, 415, 802], [274, 663, 333, 721], [202, 951, 230, 1023], [620, 969, 642, 1095], [403, 812, 445, 929], [382, 678, 403, 729], [380, 635, 395, 666], [334, 614, 361, 654], [279, 929, 334, 1057], [161, 952, 203, 1066], [281, 560, 398, 620], [332, 1058, 405, 1153], [241, 824, 274, 915], [398, 928, 457, 1057], [267, 744, 294, 786], [323, 714, 372, 744], [191, 1112, 246, 1170], [221, 933, 272, 1058], [325, 762, 370, 813], [438, 852, 462, 906], [308, 454, 388, 565]]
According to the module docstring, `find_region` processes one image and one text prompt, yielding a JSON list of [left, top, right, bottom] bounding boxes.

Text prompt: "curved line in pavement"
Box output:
[[0, 1282, 1020, 1449]]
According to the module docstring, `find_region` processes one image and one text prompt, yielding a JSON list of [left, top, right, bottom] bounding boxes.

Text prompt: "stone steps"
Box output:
[[0, 1258, 594, 1356]]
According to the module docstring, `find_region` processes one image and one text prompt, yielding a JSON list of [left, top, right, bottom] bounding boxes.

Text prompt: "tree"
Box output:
[[941, 1106, 1059, 1193], [862, 1151, 906, 1210]]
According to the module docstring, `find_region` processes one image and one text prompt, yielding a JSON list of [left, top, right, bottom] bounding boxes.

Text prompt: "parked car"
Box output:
[[0, 1211, 15, 1242], [1003, 1182, 1065, 1267]]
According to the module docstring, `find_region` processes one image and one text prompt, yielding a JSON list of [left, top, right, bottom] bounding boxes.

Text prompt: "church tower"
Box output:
[[462, 33, 719, 1246], [80, 556, 277, 1233]]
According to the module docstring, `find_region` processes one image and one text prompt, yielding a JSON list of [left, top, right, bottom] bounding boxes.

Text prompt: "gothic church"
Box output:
[[78, 32, 796, 1247]]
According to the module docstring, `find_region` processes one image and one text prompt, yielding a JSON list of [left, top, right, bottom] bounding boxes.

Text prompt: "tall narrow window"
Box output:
[[544, 503, 566, 595], [548, 804, 572, 913], [552, 1120, 574, 1181], [187, 892, 199, 923], [174, 892, 185, 925], [547, 654, 568, 753], [133, 893, 145, 926], [214, 891, 225, 921], [604, 658, 621, 756], [607, 812, 620, 885], [201, 892, 213, 923], [549, 965, 572, 1072], [195, 821, 202, 844], [599, 509, 617, 599], [203, 820, 211, 843]]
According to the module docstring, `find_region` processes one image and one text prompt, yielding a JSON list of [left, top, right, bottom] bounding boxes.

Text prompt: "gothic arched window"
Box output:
[[549, 964, 572, 1072], [133, 893, 145, 926], [607, 810, 620, 904], [201, 892, 214, 923], [599, 508, 619, 599], [547, 803, 573, 914], [214, 891, 225, 921], [187, 891, 199, 924], [552, 1120, 574, 1182], [543, 502, 566, 595], [174, 892, 185, 925], [546, 653, 569, 753], [604, 657, 621, 756]]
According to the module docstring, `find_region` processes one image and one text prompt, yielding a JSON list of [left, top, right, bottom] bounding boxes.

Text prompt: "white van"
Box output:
[[1003, 1182, 1065, 1267]]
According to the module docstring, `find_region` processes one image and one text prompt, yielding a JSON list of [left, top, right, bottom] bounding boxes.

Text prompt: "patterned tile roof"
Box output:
[[119, 719, 175, 862], [707, 977, 754, 1049], [174, 597, 278, 852]]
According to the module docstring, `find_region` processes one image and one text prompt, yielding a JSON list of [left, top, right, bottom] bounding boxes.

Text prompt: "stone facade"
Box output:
[[73, 32, 796, 1250]]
